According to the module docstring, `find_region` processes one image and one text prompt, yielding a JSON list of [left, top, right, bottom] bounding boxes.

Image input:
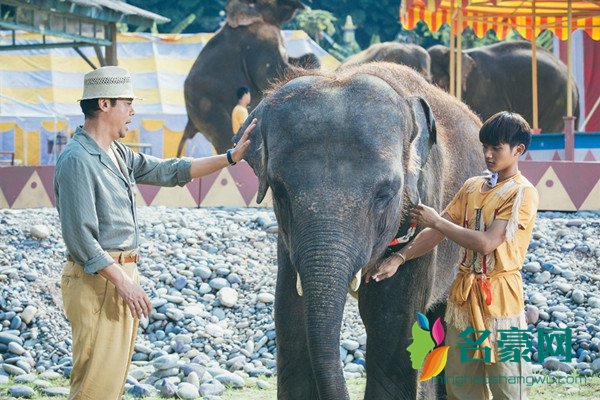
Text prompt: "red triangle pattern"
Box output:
[[524, 152, 533, 161], [199, 170, 221, 204], [552, 163, 600, 209], [0, 167, 34, 207], [137, 184, 162, 206], [584, 150, 596, 161], [552, 151, 562, 161], [185, 178, 201, 205], [36, 166, 56, 206], [520, 161, 551, 186], [228, 161, 259, 205]]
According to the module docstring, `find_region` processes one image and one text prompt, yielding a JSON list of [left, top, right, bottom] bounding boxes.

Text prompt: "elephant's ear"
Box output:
[[405, 97, 437, 205], [233, 103, 269, 203], [460, 53, 476, 94], [226, 0, 264, 27]]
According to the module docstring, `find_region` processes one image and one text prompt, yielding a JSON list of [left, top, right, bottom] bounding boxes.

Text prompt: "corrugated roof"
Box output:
[[69, 0, 170, 24]]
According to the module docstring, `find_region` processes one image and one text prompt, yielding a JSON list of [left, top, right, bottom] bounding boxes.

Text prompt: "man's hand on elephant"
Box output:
[[367, 253, 406, 283], [409, 204, 441, 229], [231, 118, 257, 162]]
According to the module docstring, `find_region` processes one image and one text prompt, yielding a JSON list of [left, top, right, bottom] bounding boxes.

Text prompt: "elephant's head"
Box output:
[[226, 0, 307, 27], [235, 67, 437, 398], [428, 45, 476, 95]]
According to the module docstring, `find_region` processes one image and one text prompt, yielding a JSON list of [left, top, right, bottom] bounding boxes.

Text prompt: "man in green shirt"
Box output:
[[55, 66, 256, 400]]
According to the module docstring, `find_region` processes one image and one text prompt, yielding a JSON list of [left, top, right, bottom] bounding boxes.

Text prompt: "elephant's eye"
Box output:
[[374, 184, 398, 210]]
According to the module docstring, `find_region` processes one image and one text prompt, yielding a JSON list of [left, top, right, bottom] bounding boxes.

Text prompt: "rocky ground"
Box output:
[[0, 207, 599, 399]]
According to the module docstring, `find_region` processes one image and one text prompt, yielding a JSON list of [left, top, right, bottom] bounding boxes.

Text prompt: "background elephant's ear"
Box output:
[[226, 0, 264, 27], [405, 97, 437, 205], [233, 103, 269, 203], [460, 53, 476, 94]]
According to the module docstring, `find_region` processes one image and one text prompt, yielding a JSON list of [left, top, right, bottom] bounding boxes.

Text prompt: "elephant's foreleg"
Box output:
[[359, 268, 428, 400], [275, 241, 318, 400]]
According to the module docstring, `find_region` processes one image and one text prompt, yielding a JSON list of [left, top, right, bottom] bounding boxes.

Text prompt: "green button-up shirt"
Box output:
[[54, 126, 192, 274]]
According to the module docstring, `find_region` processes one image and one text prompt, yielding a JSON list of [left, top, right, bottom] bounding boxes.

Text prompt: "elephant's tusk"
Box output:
[[296, 273, 303, 296], [349, 269, 362, 293]]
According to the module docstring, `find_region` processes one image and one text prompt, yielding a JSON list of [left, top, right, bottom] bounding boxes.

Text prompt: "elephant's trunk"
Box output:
[[293, 221, 365, 400]]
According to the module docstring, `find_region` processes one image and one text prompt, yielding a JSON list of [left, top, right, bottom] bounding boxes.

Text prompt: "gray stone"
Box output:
[[0, 332, 23, 346], [0, 375, 8, 385], [199, 380, 226, 397], [14, 374, 36, 383], [38, 371, 62, 380], [525, 305, 540, 325], [127, 383, 157, 397], [3, 364, 27, 376], [571, 290, 586, 304], [214, 371, 245, 388], [257, 293, 275, 303], [591, 358, 600, 373], [588, 297, 600, 308], [8, 341, 26, 355], [524, 262, 542, 273], [552, 311, 568, 321], [341, 339, 360, 351], [177, 382, 200, 399], [553, 282, 573, 294], [217, 287, 238, 308], [257, 379, 271, 389], [205, 323, 224, 338], [9, 385, 35, 398], [529, 293, 547, 305], [32, 379, 51, 388], [30, 224, 50, 239], [160, 379, 177, 397], [544, 357, 561, 371], [42, 387, 71, 397], [153, 354, 180, 370], [20, 306, 37, 324], [209, 278, 230, 290], [534, 271, 551, 284]]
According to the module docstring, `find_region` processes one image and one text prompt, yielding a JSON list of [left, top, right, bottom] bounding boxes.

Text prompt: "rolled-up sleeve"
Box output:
[[55, 157, 114, 274], [124, 145, 192, 187]]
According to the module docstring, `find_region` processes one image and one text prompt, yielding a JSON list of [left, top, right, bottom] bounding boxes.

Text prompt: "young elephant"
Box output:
[[428, 41, 580, 133], [235, 62, 484, 399]]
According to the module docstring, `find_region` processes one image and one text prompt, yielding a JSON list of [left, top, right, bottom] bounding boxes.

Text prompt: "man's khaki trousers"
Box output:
[[61, 259, 139, 400]]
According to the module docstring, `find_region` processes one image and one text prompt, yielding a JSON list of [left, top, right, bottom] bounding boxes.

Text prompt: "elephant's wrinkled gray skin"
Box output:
[[340, 42, 431, 81], [178, 0, 315, 156], [428, 41, 580, 132], [235, 62, 484, 399]]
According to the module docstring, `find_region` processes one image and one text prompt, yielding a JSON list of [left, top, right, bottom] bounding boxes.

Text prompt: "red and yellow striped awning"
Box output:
[[400, 1, 600, 40]]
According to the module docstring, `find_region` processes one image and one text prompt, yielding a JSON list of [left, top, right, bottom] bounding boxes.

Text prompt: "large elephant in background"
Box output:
[[178, 0, 316, 156], [235, 63, 484, 399], [340, 42, 431, 81], [428, 41, 580, 132]]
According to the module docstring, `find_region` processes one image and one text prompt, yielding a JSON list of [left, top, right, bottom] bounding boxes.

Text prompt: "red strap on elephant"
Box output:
[[389, 222, 417, 246]]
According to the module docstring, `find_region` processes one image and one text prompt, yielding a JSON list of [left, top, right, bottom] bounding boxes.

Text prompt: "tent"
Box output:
[[0, 30, 340, 166]]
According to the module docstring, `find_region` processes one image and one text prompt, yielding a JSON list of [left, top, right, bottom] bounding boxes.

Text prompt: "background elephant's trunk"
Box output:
[[293, 222, 367, 400]]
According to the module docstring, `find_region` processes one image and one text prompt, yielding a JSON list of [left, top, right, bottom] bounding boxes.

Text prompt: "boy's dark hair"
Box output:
[[80, 98, 117, 119], [236, 86, 250, 100], [479, 111, 532, 152]]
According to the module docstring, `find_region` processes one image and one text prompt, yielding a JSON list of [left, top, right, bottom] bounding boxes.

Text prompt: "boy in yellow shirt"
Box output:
[[371, 111, 539, 399], [231, 86, 250, 134]]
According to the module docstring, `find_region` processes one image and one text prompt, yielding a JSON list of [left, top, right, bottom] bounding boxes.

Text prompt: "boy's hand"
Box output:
[[410, 204, 441, 229], [367, 253, 405, 283]]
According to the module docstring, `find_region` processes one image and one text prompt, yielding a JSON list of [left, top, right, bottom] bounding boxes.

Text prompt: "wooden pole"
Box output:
[[567, 0, 573, 117], [449, 0, 456, 97], [456, 6, 463, 102], [564, 0, 575, 161], [531, 0, 539, 131]]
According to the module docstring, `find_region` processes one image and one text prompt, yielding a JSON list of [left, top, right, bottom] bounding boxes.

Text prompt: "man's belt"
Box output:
[[67, 253, 139, 264]]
